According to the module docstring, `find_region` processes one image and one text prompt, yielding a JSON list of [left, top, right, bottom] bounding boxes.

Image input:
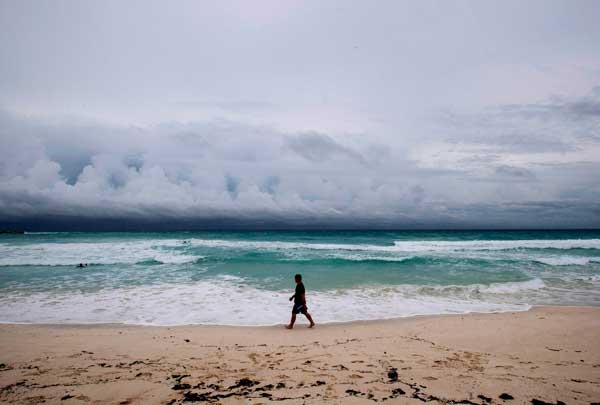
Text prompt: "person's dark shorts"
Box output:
[[292, 303, 307, 314]]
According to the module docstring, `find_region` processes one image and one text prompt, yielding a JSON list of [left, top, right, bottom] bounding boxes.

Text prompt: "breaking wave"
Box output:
[[0, 277, 539, 326]]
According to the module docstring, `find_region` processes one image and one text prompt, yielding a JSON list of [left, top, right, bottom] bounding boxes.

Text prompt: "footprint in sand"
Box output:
[[135, 372, 152, 378], [248, 353, 259, 364]]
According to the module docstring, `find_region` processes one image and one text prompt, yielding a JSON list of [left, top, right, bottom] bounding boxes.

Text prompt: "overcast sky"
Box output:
[[1, 0, 599, 229]]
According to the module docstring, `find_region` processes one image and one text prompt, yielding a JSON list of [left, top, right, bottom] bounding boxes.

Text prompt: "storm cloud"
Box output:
[[1, 1, 599, 229]]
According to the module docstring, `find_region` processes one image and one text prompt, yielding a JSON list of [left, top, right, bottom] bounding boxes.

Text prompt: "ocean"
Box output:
[[1, 230, 599, 325]]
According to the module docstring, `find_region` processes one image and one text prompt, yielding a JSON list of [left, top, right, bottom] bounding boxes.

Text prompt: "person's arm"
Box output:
[[289, 293, 295, 302], [301, 293, 306, 305]]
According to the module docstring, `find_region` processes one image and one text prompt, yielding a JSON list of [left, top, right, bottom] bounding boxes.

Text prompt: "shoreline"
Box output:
[[1, 304, 597, 328], [0, 304, 542, 328], [1, 306, 599, 404]]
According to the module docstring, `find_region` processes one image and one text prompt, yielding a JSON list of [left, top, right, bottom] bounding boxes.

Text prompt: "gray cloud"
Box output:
[[435, 87, 600, 153], [172, 100, 277, 113], [494, 165, 536, 180], [285, 133, 366, 164], [0, 109, 599, 229], [497, 86, 600, 120], [0, 1, 599, 229]]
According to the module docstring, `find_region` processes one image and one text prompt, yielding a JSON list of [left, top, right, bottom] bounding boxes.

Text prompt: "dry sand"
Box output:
[[0, 306, 599, 404]]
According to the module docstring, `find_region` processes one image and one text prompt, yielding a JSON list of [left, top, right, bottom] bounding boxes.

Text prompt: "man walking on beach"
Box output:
[[286, 274, 315, 329]]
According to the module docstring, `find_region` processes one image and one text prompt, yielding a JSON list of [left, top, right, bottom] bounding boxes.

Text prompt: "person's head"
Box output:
[[294, 274, 302, 283]]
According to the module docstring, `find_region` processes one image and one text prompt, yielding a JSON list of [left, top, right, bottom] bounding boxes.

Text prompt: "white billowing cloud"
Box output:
[[0, 113, 410, 222]]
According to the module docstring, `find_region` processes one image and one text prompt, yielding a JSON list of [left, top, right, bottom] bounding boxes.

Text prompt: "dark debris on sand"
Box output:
[[182, 391, 210, 402], [531, 400, 566, 405], [227, 378, 259, 390], [387, 367, 398, 382], [255, 383, 274, 391], [177, 377, 316, 403], [171, 374, 190, 383], [391, 387, 405, 396]]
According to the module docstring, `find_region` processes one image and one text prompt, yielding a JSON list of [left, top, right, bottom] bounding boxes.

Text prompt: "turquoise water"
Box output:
[[1, 230, 599, 325]]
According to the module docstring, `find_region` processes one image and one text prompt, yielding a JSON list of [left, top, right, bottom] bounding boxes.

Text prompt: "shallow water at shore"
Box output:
[[1, 230, 599, 325]]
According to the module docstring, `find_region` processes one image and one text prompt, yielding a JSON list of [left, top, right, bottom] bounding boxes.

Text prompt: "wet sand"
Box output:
[[1, 306, 599, 404]]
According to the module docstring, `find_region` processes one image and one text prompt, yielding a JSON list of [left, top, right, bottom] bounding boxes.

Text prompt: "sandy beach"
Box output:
[[0, 306, 599, 404]]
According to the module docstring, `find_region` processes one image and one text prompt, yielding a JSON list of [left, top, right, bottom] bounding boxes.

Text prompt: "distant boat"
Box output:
[[0, 230, 25, 234]]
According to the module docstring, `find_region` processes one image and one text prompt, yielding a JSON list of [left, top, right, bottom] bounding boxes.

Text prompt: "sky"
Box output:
[[1, 0, 599, 229]]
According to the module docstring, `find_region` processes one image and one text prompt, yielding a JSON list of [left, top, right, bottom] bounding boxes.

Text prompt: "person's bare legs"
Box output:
[[286, 313, 296, 329], [305, 312, 315, 328]]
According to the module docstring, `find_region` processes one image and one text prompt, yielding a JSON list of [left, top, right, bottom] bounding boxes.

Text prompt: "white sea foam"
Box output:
[[23, 232, 62, 235], [392, 239, 600, 252], [2, 237, 599, 266], [479, 278, 546, 294], [0, 239, 197, 266], [0, 278, 551, 325], [533, 256, 595, 266], [188, 238, 391, 251], [412, 279, 547, 301], [321, 253, 415, 262], [187, 238, 600, 252]]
